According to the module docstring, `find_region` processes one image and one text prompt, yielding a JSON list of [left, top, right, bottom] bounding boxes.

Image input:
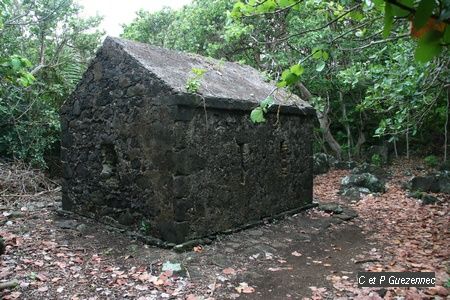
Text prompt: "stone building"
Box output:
[[60, 37, 316, 244]]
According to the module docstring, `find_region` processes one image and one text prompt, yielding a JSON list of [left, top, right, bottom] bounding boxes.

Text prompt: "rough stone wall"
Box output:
[[166, 104, 314, 242], [61, 38, 314, 244], [61, 38, 176, 233]]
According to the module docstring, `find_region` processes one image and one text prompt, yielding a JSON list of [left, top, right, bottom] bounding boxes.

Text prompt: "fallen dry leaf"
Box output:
[[193, 245, 203, 253], [36, 273, 48, 282], [427, 286, 449, 296], [37, 286, 48, 292], [235, 282, 255, 294], [222, 267, 236, 275], [8, 291, 22, 299]]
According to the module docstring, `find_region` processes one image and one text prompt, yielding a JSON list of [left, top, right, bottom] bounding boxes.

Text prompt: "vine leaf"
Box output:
[[413, 0, 436, 30], [250, 96, 274, 124], [250, 107, 266, 123], [290, 64, 304, 76], [415, 30, 443, 62], [444, 27, 450, 44], [383, 3, 394, 38], [391, 0, 412, 17]]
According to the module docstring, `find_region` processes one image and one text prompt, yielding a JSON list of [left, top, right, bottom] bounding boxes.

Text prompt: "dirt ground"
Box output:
[[1, 160, 449, 299]]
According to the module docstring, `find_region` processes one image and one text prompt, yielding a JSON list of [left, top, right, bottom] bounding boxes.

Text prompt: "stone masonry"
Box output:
[[60, 37, 316, 244]]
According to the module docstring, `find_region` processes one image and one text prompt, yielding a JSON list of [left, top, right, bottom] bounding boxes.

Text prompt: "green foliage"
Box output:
[[121, 0, 449, 159], [424, 155, 439, 168], [277, 64, 304, 87], [383, 3, 394, 38], [413, 0, 436, 30], [122, 0, 235, 58], [0, 0, 103, 167], [250, 96, 274, 124], [185, 68, 206, 93], [0, 55, 35, 86], [139, 220, 151, 234], [415, 30, 443, 62], [1, 0, 446, 167], [371, 154, 382, 167]]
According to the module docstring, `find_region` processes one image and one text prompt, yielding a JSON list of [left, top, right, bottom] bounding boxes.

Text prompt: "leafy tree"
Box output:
[[0, 0, 103, 166], [229, 0, 449, 158], [122, 0, 449, 161]]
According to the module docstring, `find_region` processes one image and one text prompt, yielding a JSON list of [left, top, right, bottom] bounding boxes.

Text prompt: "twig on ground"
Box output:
[[0, 160, 60, 204], [0, 280, 18, 290]]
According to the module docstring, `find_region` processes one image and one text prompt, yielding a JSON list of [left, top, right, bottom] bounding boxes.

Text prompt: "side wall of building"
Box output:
[[60, 40, 176, 236], [161, 100, 314, 242]]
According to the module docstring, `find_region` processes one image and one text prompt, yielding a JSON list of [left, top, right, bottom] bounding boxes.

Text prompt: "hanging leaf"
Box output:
[[290, 64, 304, 76], [392, 0, 413, 17], [250, 107, 266, 123], [259, 0, 277, 12], [292, 3, 301, 10], [442, 26, 450, 43], [413, 0, 436, 30], [281, 69, 291, 80], [383, 3, 394, 38], [281, 69, 300, 85], [415, 30, 443, 62]]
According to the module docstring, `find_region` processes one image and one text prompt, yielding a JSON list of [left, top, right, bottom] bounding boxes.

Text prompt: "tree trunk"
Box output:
[[406, 114, 410, 159], [297, 83, 342, 159], [393, 135, 398, 158], [445, 86, 449, 162], [354, 112, 365, 159], [355, 130, 366, 159], [339, 91, 352, 160]]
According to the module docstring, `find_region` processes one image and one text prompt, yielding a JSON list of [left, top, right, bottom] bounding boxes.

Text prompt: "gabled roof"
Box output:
[[104, 37, 314, 115]]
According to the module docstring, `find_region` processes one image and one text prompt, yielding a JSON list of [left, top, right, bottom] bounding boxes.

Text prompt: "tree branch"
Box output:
[[245, 0, 305, 17], [339, 33, 409, 51], [386, 0, 450, 25], [254, 3, 362, 45]]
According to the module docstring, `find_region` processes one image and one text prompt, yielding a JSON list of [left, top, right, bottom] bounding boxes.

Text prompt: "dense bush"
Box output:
[[424, 155, 439, 168], [0, 0, 103, 167]]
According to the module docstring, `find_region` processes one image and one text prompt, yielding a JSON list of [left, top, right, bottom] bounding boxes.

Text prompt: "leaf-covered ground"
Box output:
[[0, 160, 449, 299], [313, 161, 449, 299]]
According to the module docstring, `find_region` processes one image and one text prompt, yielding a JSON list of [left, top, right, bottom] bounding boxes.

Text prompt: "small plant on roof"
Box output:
[[185, 68, 206, 93], [250, 96, 274, 124]]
